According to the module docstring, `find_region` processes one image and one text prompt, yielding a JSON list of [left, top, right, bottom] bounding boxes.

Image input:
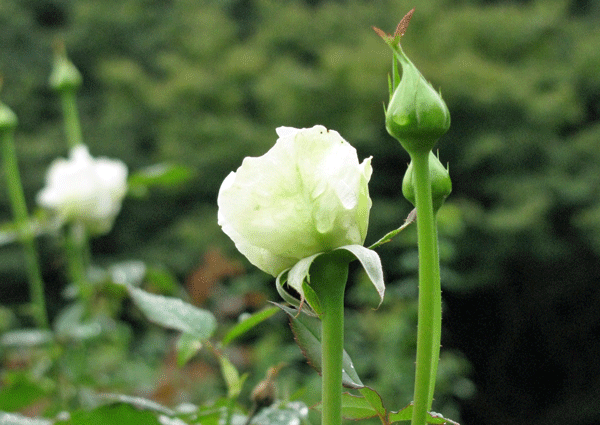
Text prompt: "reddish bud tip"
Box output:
[[395, 8, 415, 38]]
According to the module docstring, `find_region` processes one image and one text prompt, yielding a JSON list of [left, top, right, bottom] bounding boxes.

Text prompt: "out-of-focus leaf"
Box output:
[[129, 287, 216, 339], [128, 163, 194, 197], [221, 306, 279, 346], [0, 412, 52, 425], [0, 212, 61, 246], [145, 266, 179, 295], [55, 404, 161, 425], [217, 354, 246, 399], [53, 303, 102, 341], [176, 332, 203, 368], [109, 261, 146, 286], [250, 401, 309, 425], [156, 415, 189, 425], [0, 329, 53, 347], [0, 374, 52, 411], [275, 303, 364, 389], [96, 393, 175, 416]]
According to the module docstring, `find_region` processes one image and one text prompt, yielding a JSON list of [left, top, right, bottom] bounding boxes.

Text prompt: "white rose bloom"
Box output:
[[37, 144, 128, 234], [218, 125, 372, 276]]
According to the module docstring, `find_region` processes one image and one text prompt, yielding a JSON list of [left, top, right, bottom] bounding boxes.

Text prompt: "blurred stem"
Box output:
[[1, 130, 49, 329], [58, 86, 93, 308], [60, 90, 83, 148], [65, 221, 92, 309], [310, 254, 349, 425], [409, 150, 442, 425]]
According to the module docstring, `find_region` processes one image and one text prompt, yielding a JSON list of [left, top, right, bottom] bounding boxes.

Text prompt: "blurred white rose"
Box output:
[[218, 125, 372, 276], [37, 144, 128, 234]]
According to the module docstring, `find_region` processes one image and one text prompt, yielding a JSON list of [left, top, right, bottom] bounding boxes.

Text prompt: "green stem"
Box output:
[[58, 87, 93, 308], [1, 130, 49, 329], [428, 225, 442, 409], [311, 254, 349, 425], [410, 150, 441, 425], [60, 90, 83, 148]]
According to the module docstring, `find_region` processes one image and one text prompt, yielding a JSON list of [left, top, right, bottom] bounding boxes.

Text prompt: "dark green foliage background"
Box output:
[[2, 0, 600, 424]]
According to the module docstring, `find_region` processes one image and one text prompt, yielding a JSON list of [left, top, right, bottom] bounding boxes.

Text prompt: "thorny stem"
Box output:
[[310, 254, 349, 425], [410, 150, 442, 425]]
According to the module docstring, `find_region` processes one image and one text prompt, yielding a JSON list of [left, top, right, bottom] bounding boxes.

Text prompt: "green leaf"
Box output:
[[320, 389, 386, 421], [388, 404, 459, 424], [336, 245, 385, 307], [358, 387, 386, 417], [274, 303, 364, 389], [388, 404, 413, 423], [368, 208, 416, 250], [176, 332, 203, 367], [128, 163, 194, 197], [55, 404, 161, 425], [221, 306, 279, 346], [0, 412, 52, 425], [301, 280, 323, 315], [339, 393, 378, 420], [129, 287, 216, 339], [424, 412, 460, 425]]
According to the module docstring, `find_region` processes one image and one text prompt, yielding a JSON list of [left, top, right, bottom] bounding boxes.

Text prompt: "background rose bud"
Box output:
[[37, 144, 128, 234], [217, 125, 372, 277], [402, 150, 452, 214]]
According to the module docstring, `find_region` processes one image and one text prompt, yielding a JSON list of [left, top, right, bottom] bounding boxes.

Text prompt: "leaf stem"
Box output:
[[409, 150, 441, 425], [1, 130, 49, 329], [310, 254, 349, 425]]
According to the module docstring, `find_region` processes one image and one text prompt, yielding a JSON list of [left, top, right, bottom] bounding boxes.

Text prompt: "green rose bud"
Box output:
[[49, 44, 82, 92], [375, 9, 450, 155], [0, 101, 18, 133], [218, 125, 373, 277], [385, 47, 450, 154], [402, 150, 451, 214]]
